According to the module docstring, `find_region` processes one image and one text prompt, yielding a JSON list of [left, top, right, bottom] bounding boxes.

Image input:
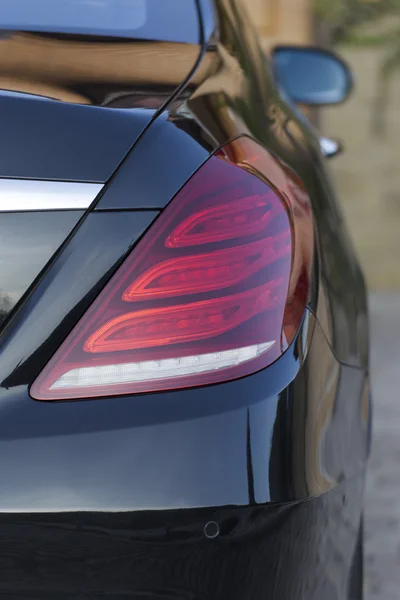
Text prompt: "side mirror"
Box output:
[[272, 46, 353, 106]]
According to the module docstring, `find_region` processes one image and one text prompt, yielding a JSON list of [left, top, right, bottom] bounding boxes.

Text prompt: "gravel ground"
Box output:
[[365, 293, 400, 599]]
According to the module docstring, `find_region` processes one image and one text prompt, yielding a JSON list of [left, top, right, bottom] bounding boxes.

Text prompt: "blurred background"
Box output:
[[249, 1, 400, 598], [251, 0, 400, 289]]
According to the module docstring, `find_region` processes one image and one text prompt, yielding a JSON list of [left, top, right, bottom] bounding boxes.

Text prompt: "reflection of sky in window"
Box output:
[[0, 212, 81, 315], [0, 0, 199, 43], [1, 0, 147, 33]]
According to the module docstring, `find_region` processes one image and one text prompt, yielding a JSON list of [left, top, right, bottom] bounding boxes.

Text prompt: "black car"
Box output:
[[0, 1, 370, 598]]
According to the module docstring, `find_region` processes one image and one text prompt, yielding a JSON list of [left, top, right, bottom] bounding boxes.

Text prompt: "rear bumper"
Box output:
[[0, 314, 369, 597], [0, 475, 364, 599]]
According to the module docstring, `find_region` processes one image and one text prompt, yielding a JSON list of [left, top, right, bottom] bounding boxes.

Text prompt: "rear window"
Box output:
[[0, 0, 199, 43]]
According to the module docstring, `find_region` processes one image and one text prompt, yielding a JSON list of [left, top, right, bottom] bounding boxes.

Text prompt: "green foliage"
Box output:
[[314, 0, 400, 44], [314, 0, 400, 136]]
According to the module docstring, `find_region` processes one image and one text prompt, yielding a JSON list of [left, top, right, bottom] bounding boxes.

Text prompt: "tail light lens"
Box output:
[[31, 137, 313, 401]]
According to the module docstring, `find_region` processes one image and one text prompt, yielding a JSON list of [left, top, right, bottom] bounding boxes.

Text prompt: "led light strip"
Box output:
[[51, 341, 276, 390], [0, 179, 103, 211]]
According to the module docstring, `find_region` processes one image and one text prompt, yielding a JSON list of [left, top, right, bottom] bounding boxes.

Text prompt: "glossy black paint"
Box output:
[[0, 475, 364, 599], [0, 0, 370, 598], [96, 114, 212, 209], [0, 210, 82, 325], [0, 94, 154, 181]]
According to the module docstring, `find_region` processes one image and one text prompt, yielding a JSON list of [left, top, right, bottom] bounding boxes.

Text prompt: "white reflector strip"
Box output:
[[51, 341, 276, 390], [0, 179, 103, 212]]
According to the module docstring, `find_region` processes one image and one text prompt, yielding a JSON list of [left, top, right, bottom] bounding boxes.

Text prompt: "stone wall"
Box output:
[[323, 47, 400, 291], [248, 0, 311, 46]]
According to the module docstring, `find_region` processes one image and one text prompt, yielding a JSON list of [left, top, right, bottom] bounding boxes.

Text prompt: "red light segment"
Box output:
[[122, 234, 291, 301], [85, 280, 284, 354], [165, 193, 280, 248]]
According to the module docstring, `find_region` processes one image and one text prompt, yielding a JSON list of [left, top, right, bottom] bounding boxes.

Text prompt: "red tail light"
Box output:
[[30, 137, 313, 401]]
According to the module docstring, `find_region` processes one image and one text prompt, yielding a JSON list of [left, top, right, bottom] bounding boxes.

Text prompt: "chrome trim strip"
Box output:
[[0, 179, 103, 211]]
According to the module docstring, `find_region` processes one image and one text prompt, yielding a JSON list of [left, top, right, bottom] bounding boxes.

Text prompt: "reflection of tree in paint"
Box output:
[[314, 0, 396, 45], [0, 292, 14, 325]]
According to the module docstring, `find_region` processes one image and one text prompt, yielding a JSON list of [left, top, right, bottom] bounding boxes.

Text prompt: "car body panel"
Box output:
[[96, 115, 212, 209], [0, 94, 154, 181], [0, 475, 364, 599]]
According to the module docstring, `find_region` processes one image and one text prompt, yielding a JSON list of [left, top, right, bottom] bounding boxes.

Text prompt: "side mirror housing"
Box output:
[[272, 45, 353, 106]]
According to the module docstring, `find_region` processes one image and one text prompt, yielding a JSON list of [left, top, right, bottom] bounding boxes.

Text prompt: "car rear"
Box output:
[[0, 0, 369, 598]]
